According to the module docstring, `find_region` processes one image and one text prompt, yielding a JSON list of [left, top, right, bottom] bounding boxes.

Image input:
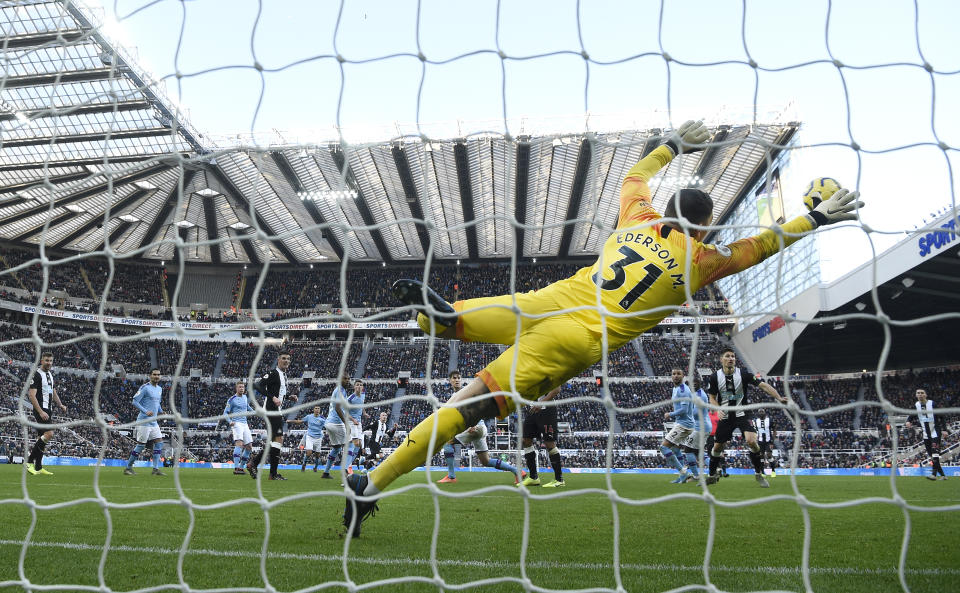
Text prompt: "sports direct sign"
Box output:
[[5, 302, 735, 332], [13, 304, 418, 331]]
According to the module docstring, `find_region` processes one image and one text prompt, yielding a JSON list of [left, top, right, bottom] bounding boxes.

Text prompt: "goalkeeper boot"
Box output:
[[392, 279, 457, 329], [343, 474, 378, 538], [542, 480, 565, 488], [520, 476, 541, 487], [755, 473, 770, 488]]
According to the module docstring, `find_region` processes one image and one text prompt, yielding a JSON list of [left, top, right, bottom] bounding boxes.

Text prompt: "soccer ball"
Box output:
[[802, 177, 841, 211]]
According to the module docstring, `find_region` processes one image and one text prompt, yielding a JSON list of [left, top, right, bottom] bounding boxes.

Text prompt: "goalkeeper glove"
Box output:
[[662, 120, 710, 156], [805, 188, 864, 227]]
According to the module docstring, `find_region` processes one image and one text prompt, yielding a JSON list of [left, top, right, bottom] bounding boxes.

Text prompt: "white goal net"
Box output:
[[0, 1, 958, 592]]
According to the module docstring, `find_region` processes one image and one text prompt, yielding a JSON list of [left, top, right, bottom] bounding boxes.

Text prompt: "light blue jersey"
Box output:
[[326, 385, 348, 424], [346, 389, 365, 423], [694, 388, 711, 433], [133, 383, 162, 427], [302, 413, 326, 438], [667, 384, 696, 429], [223, 394, 251, 424]]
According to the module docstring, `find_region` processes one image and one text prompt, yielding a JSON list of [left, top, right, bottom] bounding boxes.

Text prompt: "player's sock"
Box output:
[[324, 446, 341, 472], [748, 450, 764, 474], [932, 456, 944, 476], [443, 443, 457, 478], [486, 456, 520, 475], [249, 449, 264, 468], [233, 446, 243, 469], [240, 448, 251, 467], [343, 444, 357, 472], [367, 406, 467, 495], [548, 447, 563, 482], [152, 443, 163, 469], [660, 445, 684, 471], [268, 442, 280, 476], [709, 454, 722, 476], [127, 444, 145, 468], [523, 446, 539, 479], [30, 436, 48, 470], [685, 452, 700, 477]]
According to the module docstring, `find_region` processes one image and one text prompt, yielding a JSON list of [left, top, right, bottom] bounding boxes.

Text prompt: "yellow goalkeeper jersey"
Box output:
[[539, 144, 814, 349]]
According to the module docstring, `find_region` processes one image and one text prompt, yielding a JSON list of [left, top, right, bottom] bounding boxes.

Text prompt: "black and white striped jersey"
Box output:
[[708, 368, 761, 418], [754, 416, 773, 442], [30, 369, 55, 409], [915, 400, 943, 439]]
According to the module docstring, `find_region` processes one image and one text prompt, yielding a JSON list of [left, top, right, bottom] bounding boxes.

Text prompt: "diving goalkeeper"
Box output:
[[342, 120, 864, 535]]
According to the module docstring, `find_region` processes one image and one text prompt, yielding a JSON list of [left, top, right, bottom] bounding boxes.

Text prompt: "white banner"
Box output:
[[5, 302, 735, 332]]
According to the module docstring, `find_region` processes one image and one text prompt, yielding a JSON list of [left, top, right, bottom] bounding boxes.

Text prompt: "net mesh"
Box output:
[[1, 0, 958, 592]]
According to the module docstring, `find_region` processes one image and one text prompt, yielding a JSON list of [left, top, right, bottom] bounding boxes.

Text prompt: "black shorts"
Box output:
[[266, 415, 284, 438], [923, 437, 941, 456], [33, 408, 53, 431], [367, 442, 382, 457], [714, 415, 755, 443], [757, 440, 772, 454], [523, 407, 558, 443]]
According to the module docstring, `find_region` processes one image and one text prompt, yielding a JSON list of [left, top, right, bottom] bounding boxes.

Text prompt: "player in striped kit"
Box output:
[[223, 381, 253, 475], [26, 352, 67, 476], [289, 405, 326, 472], [246, 351, 297, 481], [906, 389, 947, 481], [124, 368, 166, 476], [706, 348, 786, 488], [753, 409, 778, 477]]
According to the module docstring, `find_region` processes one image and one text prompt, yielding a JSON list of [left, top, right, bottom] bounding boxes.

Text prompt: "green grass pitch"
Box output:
[[1, 465, 957, 593]]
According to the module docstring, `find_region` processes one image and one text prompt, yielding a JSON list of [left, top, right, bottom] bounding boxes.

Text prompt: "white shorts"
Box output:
[[231, 423, 253, 445], [350, 422, 363, 442], [680, 430, 705, 450], [325, 423, 350, 446], [454, 423, 488, 453], [665, 424, 694, 447], [136, 424, 162, 443], [304, 435, 323, 452]]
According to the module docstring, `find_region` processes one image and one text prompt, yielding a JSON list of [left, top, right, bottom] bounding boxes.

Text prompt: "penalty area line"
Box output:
[[0, 539, 957, 577]]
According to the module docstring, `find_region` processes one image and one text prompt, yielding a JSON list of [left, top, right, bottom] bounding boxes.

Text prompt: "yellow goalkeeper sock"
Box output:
[[368, 406, 466, 493]]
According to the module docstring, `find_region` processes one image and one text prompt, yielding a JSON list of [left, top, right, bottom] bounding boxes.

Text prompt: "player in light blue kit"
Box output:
[[342, 379, 366, 474], [321, 374, 352, 479], [223, 381, 253, 475], [289, 405, 327, 472], [678, 376, 711, 483], [662, 367, 696, 483], [124, 368, 165, 476]]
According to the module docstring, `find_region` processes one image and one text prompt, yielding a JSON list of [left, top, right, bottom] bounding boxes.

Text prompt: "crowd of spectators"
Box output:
[[364, 342, 450, 379], [1, 248, 164, 305], [642, 337, 726, 376]]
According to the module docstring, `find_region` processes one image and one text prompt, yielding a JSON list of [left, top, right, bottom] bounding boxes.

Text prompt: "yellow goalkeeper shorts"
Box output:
[[452, 291, 604, 417]]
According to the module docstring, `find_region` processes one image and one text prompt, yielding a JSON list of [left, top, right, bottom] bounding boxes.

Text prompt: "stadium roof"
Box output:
[[734, 208, 960, 376], [0, 0, 798, 266]]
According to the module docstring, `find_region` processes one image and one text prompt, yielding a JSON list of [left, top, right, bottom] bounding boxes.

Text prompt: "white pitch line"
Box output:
[[0, 539, 956, 577]]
